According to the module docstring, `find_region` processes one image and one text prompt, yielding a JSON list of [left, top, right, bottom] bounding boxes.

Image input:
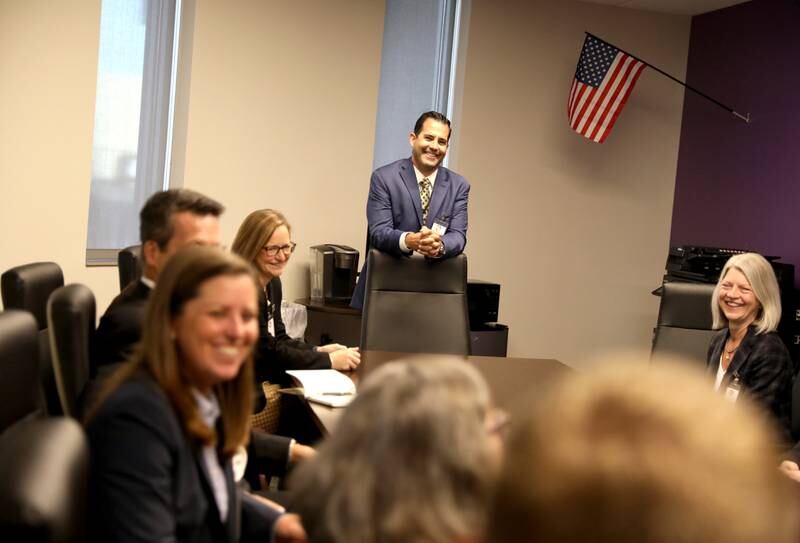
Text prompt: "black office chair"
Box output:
[[0, 417, 88, 543], [118, 244, 142, 291], [360, 249, 470, 355], [0, 311, 43, 431], [651, 281, 718, 367], [48, 284, 96, 418], [1, 262, 64, 415]]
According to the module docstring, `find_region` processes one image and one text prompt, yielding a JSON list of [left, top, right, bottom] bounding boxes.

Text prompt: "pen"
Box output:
[[321, 392, 354, 396]]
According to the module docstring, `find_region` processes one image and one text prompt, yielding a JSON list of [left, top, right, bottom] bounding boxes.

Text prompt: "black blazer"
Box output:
[[254, 277, 330, 386], [707, 326, 794, 443], [87, 374, 280, 543], [91, 280, 151, 375], [91, 280, 292, 470]]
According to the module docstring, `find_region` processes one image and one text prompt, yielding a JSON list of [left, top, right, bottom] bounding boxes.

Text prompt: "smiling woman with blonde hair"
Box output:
[[706, 252, 792, 443]]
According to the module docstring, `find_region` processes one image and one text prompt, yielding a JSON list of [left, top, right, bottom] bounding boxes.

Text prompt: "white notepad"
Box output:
[[285, 369, 357, 408]]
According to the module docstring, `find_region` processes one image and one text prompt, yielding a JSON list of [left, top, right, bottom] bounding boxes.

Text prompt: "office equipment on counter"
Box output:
[[310, 244, 359, 303]]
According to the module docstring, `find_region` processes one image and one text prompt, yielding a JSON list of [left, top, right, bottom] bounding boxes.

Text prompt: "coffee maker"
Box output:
[[309, 244, 359, 303]]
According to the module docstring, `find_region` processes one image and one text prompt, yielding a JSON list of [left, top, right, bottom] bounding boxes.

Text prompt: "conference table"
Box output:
[[302, 350, 572, 435]]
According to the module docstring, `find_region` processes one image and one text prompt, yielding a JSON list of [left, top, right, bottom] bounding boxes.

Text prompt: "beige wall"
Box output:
[[453, 0, 690, 367], [178, 0, 385, 304], [0, 0, 384, 314], [0, 1, 119, 310], [1, 0, 686, 368]]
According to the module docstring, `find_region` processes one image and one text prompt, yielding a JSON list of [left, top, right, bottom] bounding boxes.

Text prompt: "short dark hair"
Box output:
[[139, 189, 224, 248], [414, 111, 452, 140]]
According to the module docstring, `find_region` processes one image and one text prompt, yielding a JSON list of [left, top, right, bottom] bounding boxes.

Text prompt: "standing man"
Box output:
[[351, 111, 469, 309]]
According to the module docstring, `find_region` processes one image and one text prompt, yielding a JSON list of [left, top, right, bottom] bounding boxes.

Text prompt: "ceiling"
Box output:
[[578, 0, 750, 16]]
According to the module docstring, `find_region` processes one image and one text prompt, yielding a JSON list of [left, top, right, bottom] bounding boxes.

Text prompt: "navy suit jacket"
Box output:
[[351, 158, 470, 308], [87, 374, 281, 543], [91, 280, 293, 470], [91, 280, 151, 375]]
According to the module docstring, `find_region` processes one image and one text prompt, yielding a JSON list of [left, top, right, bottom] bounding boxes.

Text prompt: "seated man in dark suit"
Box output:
[[351, 111, 470, 309], [92, 188, 313, 481]]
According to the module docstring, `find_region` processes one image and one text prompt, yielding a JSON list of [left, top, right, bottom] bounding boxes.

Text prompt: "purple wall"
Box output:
[[671, 0, 800, 285]]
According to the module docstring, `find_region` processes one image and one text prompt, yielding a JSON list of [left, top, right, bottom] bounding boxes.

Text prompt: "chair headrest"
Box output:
[[48, 284, 96, 417], [657, 281, 716, 330], [0, 311, 41, 432], [0, 417, 88, 540], [1, 262, 64, 330], [118, 245, 142, 291], [367, 250, 467, 294]]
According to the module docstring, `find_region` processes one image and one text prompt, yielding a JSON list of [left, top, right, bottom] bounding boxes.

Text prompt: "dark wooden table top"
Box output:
[[305, 350, 572, 434]]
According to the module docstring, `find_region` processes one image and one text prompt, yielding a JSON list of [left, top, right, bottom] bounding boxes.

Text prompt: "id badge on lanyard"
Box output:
[[724, 372, 742, 403], [432, 216, 449, 237]]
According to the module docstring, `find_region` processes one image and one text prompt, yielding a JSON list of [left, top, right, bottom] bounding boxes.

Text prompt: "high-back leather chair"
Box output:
[[1, 263, 64, 415], [651, 281, 717, 367], [0, 311, 43, 431], [118, 245, 142, 291], [360, 249, 470, 355], [48, 284, 96, 418], [0, 417, 88, 543]]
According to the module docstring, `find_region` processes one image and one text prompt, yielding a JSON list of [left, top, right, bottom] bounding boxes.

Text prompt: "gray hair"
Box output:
[[488, 361, 799, 543], [290, 359, 494, 543], [710, 252, 781, 333]]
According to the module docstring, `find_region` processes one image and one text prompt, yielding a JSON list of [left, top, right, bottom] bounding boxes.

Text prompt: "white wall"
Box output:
[[453, 0, 690, 367], [0, 0, 119, 311]]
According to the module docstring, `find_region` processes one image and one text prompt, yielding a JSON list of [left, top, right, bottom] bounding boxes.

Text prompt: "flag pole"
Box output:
[[586, 32, 750, 123]]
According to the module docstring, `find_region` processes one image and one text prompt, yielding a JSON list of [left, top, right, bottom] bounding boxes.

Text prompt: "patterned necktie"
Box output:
[[419, 177, 432, 224]]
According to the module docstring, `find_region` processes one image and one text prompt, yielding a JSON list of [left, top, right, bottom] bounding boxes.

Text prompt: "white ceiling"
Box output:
[[579, 0, 750, 16]]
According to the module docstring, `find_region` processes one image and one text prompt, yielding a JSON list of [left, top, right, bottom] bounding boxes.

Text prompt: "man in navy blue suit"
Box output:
[[351, 111, 470, 309]]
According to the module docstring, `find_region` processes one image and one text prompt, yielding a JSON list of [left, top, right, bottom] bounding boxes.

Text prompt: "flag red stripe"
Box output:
[[577, 54, 629, 136], [570, 85, 597, 130], [596, 61, 645, 142], [567, 79, 578, 115], [587, 56, 639, 141]]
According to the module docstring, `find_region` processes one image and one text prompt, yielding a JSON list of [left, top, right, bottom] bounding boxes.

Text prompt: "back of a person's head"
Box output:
[[488, 360, 799, 543], [291, 358, 495, 543]]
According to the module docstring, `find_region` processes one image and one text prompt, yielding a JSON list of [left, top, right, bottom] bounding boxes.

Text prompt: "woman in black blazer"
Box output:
[[707, 252, 793, 444], [232, 209, 360, 387], [86, 246, 306, 543]]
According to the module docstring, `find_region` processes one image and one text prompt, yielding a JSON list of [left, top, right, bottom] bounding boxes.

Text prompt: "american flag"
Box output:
[[567, 35, 646, 143]]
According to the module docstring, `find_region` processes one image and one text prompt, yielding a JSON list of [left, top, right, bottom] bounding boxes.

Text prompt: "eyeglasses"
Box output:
[[262, 242, 297, 257]]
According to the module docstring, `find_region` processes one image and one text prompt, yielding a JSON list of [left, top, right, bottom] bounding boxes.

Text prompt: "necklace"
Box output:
[[723, 338, 740, 362]]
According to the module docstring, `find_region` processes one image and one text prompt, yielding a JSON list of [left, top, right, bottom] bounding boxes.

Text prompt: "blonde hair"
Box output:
[[90, 246, 258, 458], [710, 252, 781, 333], [488, 361, 799, 543], [291, 359, 495, 543], [231, 209, 290, 282]]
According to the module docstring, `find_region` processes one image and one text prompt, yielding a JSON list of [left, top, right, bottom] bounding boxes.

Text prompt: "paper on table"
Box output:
[[285, 369, 356, 408]]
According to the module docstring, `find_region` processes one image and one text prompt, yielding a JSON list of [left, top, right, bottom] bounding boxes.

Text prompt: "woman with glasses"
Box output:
[[232, 209, 360, 388]]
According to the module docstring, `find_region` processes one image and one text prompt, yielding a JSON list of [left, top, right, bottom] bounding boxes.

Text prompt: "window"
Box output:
[[86, 0, 179, 264], [372, 0, 461, 170]]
